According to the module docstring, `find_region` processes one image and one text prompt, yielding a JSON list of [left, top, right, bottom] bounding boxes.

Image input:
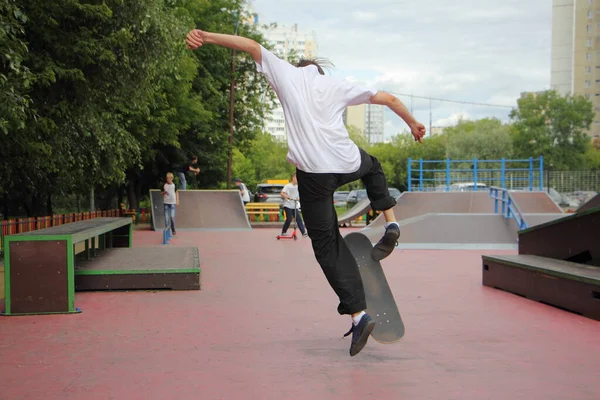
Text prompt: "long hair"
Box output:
[[295, 57, 335, 75]]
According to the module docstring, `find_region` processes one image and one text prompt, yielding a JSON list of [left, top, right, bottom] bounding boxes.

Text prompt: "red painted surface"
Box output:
[[1, 228, 599, 400]]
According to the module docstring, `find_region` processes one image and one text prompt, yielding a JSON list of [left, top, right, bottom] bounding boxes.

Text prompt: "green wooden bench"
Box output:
[[2, 217, 133, 316]]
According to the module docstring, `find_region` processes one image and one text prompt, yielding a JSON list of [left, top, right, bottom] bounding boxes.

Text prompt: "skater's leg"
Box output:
[[297, 168, 376, 356], [281, 207, 293, 234], [336, 149, 399, 261], [296, 170, 366, 315]]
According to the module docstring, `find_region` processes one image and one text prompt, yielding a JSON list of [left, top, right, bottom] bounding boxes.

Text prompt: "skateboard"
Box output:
[[344, 231, 405, 343]]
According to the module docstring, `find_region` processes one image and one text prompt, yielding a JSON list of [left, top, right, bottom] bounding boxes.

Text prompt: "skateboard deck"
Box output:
[[345, 231, 405, 343]]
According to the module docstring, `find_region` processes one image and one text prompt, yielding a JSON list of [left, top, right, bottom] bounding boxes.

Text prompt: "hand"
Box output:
[[186, 29, 207, 50], [409, 122, 426, 144]]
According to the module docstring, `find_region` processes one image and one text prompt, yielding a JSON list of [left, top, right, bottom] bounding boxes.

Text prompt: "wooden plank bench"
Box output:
[[482, 254, 600, 321], [2, 217, 133, 316], [245, 202, 282, 222]]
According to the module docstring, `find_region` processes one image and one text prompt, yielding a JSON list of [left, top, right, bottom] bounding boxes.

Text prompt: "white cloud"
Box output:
[[351, 11, 377, 22], [435, 112, 473, 127], [248, 0, 551, 138]]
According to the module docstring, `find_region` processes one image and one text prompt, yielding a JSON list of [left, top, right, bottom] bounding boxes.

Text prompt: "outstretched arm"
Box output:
[[186, 30, 262, 64], [370, 92, 426, 143]]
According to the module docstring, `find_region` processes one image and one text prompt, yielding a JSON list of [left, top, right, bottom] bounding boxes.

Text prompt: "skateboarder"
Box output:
[[186, 29, 425, 356]]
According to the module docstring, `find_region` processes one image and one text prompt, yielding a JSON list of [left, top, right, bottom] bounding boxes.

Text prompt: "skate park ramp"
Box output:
[[358, 191, 564, 249], [150, 190, 251, 231], [337, 198, 371, 226], [509, 191, 564, 227], [367, 192, 497, 229], [577, 193, 600, 213], [361, 213, 520, 250]]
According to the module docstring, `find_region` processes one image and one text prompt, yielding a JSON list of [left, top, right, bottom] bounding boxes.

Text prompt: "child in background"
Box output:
[[162, 172, 179, 235]]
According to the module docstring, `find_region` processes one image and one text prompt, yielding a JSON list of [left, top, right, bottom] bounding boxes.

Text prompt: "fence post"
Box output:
[[473, 158, 478, 191], [493, 188, 498, 214], [419, 159, 424, 191], [501, 158, 506, 189], [539, 156, 544, 191], [407, 158, 412, 192], [529, 157, 534, 191], [446, 158, 451, 192], [502, 189, 506, 215]]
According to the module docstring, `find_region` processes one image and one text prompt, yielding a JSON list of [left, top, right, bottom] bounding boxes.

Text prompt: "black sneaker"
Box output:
[[371, 223, 400, 261], [171, 227, 176, 236], [343, 313, 376, 356]]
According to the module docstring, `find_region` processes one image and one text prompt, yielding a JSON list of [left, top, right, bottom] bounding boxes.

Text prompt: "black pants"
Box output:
[[282, 207, 306, 235], [296, 148, 396, 315]]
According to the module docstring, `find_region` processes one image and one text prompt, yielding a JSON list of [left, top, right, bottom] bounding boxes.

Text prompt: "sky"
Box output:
[[247, 0, 553, 139]]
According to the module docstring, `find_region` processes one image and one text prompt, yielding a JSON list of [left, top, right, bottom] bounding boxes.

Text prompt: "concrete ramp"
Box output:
[[368, 192, 496, 228], [507, 191, 563, 228], [338, 198, 371, 226], [577, 193, 600, 213], [509, 191, 563, 214], [522, 214, 565, 228], [360, 213, 519, 250], [150, 190, 251, 231]]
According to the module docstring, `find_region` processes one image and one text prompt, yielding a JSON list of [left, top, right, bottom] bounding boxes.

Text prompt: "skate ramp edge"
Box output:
[[577, 193, 600, 213], [338, 198, 372, 225], [359, 213, 519, 250], [150, 189, 251, 231]]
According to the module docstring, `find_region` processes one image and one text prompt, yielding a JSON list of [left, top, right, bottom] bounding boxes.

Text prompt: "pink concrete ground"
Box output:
[[1, 228, 600, 400]]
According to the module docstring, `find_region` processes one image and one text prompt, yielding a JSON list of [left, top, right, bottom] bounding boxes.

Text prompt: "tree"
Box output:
[[368, 133, 447, 191], [510, 90, 594, 170], [445, 118, 513, 160], [0, 0, 31, 134], [584, 139, 600, 170]]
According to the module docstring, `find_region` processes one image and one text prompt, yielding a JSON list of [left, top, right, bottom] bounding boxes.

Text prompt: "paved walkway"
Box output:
[[1, 229, 599, 400]]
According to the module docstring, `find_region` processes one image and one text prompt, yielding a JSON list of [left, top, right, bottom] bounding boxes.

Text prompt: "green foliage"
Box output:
[[238, 132, 294, 191], [510, 90, 594, 170], [0, 0, 275, 216], [445, 118, 513, 160], [0, 0, 31, 134]]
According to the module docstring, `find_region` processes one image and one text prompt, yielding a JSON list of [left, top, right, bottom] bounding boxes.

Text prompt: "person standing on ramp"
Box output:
[[185, 29, 425, 356]]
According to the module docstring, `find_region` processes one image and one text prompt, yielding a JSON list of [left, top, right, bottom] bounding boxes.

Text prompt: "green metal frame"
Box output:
[[75, 268, 199, 275], [2, 218, 133, 316]]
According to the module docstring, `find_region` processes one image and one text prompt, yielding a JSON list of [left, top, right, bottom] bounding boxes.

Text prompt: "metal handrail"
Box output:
[[489, 186, 529, 230]]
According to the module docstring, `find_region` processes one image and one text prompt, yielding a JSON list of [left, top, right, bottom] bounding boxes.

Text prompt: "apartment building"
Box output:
[[551, 0, 600, 138], [344, 104, 386, 144]]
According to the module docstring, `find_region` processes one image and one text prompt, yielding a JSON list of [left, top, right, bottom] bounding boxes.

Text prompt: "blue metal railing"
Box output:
[[407, 157, 544, 192], [489, 186, 529, 230]]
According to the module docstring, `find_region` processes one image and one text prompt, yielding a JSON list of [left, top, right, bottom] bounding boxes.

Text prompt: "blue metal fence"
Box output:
[[407, 157, 544, 192]]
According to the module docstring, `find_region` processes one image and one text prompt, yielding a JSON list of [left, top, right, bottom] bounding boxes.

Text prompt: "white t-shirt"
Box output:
[[281, 183, 300, 209], [163, 183, 177, 205], [255, 46, 378, 174], [239, 183, 250, 202]]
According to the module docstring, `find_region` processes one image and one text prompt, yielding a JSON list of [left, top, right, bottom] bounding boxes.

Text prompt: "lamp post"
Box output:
[[226, 11, 240, 189]]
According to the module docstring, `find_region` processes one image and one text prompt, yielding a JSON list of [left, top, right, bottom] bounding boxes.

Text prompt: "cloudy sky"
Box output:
[[248, 0, 552, 139]]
